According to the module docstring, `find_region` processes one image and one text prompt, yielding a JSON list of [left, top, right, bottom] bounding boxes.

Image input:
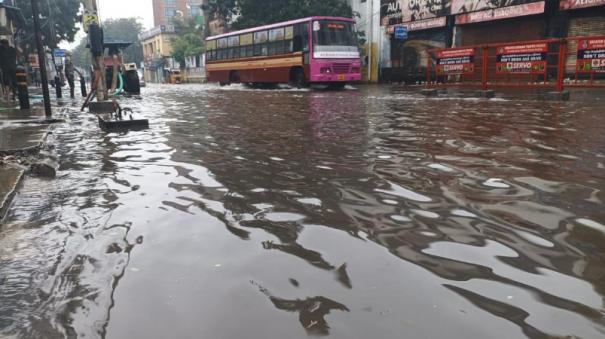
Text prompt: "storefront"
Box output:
[[380, 0, 453, 83], [452, 0, 547, 46], [561, 0, 605, 37], [560, 0, 605, 75]]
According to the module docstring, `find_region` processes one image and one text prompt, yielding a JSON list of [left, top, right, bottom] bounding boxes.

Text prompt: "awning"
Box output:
[[0, 4, 26, 28]]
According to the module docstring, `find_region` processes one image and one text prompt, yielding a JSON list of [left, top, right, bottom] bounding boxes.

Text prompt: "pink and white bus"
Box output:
[[205, 17, 362, 88]]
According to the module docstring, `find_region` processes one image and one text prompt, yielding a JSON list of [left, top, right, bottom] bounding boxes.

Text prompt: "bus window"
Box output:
[[254, 31, 268, 56], [293, 23, 310, 52], [302, 23, 309, 52], [285, 26, 294, 53]]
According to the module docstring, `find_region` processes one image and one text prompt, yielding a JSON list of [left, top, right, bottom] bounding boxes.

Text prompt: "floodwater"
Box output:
[[1, 84, 604, 339]]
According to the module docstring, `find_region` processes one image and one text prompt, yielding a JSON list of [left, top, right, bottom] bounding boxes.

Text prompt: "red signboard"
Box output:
[[436, 48, 475, 75], [455, 1, 545, 25], [496, 43, 548, 74], [560, 0, 605, 10], [577, 39, 605, 73], [28, 54, 39, 68]]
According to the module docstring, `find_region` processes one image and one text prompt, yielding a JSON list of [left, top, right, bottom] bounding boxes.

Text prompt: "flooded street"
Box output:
[[1, 84, 604, 338]]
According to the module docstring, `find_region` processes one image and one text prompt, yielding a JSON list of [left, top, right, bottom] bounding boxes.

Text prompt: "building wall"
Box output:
[[455, 16, 545, 46], [141, 32, 178, 83], [142, 34, 175, 59], [153, 0, 203, 26], [348, 0, 381, 82]]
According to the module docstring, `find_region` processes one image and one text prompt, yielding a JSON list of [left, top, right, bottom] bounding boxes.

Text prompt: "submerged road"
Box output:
[[1, 84, 604, 338]]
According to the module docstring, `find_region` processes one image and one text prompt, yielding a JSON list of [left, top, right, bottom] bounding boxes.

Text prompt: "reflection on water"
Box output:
[[1, 84, 604, 339]]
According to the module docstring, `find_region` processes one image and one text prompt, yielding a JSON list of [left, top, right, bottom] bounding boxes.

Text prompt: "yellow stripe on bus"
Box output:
[[206, 55, 303, 72]]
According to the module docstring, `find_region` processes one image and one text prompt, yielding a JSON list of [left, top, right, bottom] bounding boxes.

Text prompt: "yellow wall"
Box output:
[[361, 43, 379, 83], [141, 33, 175, 59]]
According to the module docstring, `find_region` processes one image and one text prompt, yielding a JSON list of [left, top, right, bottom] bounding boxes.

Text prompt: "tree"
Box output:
[[71, 18, 144, 70], [171, 18, 204, 69], [201, 0, 238, 36], [16, 0, 81, 53], [204, 0, 354, 30]]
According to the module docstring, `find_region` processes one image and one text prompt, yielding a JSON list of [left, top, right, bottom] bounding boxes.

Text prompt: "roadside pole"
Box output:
[[30, 0, 52, 117], [367, 0, 373, 82], [82, 0, 107, 101]]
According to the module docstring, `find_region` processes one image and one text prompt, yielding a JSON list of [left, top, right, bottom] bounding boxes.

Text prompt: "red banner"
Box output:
[[496, 43, 548, 74], [28, 54, 39, 68], [436, 48, 475, 75], [577, 39, 605, 73], [560, 0, 605, 10], [455, 1, 545, 25]]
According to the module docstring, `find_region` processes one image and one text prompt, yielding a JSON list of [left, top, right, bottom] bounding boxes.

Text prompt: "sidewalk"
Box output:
[[0, 96, 52, 220]]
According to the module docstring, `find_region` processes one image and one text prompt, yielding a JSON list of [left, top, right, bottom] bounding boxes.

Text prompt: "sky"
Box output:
[[60, 0, 154, 49]]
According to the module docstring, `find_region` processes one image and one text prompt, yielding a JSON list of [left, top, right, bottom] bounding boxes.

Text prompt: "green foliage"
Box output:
[[201, 0, 238, 25], [71, 18, 144, 70], [235, 0, 353, 30], [206, 0, 354, 30], [16, 0, 81, 53], [171, 18, 205, 69]]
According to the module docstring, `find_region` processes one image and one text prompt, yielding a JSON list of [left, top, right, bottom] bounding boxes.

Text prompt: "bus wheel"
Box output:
[[290, 68, 306, 89]]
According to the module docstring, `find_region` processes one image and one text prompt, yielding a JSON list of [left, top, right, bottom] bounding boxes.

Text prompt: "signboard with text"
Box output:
[[394, 26, 408, 40], [455, 1, 545, 24], [381, 0, 450, 30], [53, 49, 66, 58], [436, 48, 475, 75], [496, 43, 548, 74], [560, 0, 605, 10], [387, 17, 447, 33], [576, 39, 605, 73]]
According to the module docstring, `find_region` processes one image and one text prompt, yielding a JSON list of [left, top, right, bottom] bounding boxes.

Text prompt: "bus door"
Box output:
[[293, 23, 310, 65]]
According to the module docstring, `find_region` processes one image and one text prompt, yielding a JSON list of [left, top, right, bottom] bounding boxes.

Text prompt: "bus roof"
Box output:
[[205, 16, 355, 41]]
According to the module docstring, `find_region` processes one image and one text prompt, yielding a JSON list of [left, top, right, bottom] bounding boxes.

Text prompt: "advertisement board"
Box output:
[[436, 48, 475, 75], [451, 0, 541, 14], [455, 1, 545, 24], [576, 38, 605, 73], [496, 43, 547, 74], [560, 0, 605, 10], [381, 0, 451, 27]]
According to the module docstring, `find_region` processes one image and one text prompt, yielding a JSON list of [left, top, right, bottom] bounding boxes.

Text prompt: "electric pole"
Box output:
[[30, 0, 52, 117]]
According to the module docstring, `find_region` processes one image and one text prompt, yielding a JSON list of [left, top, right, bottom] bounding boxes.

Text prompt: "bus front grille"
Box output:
[[332, 64, 350, 74]]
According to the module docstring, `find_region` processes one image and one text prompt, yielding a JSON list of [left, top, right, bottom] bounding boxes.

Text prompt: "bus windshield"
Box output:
[[313, 21, 356, 46], [312, 20, 359, 58]]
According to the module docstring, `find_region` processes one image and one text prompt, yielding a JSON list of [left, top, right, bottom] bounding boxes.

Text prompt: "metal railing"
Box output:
[[426, 36, 605, 91]]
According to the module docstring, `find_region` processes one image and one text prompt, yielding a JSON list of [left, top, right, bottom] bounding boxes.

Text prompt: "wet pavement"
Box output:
[[0, 84, 604, 339]]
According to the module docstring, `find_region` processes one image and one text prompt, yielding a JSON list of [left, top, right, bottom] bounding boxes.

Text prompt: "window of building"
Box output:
[[165, 7, 177, 17]]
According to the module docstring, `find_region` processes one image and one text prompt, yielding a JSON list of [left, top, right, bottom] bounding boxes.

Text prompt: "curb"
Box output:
[[0, 167, 24, 221]]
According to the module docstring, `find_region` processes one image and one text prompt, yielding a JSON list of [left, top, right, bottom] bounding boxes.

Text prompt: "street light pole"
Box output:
[[30, 0, 52, 117]]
